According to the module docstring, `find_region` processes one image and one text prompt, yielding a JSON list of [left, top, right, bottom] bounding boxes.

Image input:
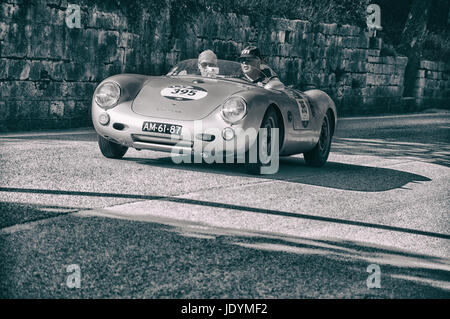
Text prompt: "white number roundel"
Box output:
[[161, 85, 208, 101]]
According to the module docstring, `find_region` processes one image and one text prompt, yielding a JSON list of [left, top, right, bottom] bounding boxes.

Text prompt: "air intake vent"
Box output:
[[113, 123, 125, 130]]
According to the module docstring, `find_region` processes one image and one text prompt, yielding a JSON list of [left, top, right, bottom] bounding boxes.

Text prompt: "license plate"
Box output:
[[142, 122, 182, 135]]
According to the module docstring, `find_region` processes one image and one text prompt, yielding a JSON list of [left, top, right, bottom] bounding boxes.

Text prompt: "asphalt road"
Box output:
[[0, 112, 449, 298]]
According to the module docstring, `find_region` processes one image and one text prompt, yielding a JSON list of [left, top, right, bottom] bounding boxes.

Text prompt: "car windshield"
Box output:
[[167, 59, 276, 84]]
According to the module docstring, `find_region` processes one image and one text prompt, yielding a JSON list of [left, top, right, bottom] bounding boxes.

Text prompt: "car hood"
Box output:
[[131, 76, 250, 120]]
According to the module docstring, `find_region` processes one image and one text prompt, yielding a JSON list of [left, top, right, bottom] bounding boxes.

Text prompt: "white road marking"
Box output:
[[0, 128, 95, 138], [339, 111, 450, 121]]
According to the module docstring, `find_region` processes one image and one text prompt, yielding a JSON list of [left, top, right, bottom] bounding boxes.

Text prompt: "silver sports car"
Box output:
[[92, 59, 337, 174]]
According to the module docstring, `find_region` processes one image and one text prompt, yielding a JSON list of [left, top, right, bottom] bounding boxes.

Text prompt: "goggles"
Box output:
[[199, 61, 216, 68]]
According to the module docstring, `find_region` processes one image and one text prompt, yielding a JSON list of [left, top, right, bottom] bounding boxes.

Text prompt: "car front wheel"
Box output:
[[303, 111, 332, 167], [246, 107, 279, 175], [98, 135, 128, 159]]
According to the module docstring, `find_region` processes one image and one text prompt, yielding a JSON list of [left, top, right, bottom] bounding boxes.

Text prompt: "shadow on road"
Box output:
[[0, 132, 96, 142], [0, 202, 79, 229], [1, 212, 449, 298], [123, 156, 431, 192], [1, 191, 447, 240]]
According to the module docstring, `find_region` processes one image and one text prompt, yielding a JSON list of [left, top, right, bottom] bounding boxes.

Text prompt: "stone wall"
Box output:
[[0, 0, 168, 130], [363, 54, 409, 113], [412, 60, 450, 109], [149, 12, 412, 115], [0, 1, 449, 131]]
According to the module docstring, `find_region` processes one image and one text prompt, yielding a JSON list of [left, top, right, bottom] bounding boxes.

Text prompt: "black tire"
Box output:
[[246, 107, 279, 175], [98, 134, 128, 159], [303, 111, 332, 167]]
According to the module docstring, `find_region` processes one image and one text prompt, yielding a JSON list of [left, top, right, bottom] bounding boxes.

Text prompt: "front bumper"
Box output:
[[92, 100, 256, 158]]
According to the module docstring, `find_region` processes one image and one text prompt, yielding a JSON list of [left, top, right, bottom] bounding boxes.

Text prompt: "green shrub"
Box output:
[[169, 0, 368, 26], [422, 32, 450, 62]]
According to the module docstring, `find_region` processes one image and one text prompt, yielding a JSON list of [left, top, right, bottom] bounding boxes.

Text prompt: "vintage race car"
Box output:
[[92, 59, 337, 174]]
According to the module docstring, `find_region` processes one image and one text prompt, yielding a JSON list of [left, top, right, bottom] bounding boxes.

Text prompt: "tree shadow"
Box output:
[[1, 198, 448, 297], [0, 202, 80, 229], [4, 209, 447, 298], [141, 216, 450, 297], [123, 156, 431, 192], [1, 191, 447, 239]]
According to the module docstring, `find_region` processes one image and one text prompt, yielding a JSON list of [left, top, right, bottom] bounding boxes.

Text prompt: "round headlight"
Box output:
[[95, 81, 121, 108], [221, 97, 247, 123]]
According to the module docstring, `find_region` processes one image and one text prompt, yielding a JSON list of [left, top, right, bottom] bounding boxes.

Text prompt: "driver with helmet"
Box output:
[[239, 46, 284, 90]]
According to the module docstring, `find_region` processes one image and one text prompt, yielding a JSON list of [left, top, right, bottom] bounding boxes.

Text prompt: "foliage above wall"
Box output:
[[169, 0, 369, 26], [169, 0, 449, 63]]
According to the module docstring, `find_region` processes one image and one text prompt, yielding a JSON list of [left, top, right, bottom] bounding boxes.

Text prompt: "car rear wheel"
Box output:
[[98, 135, 128, 159], [303, 111, 332, 167], [246, 107, 279, 175]]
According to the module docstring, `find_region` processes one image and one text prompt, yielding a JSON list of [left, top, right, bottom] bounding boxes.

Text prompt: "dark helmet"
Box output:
[[239, 46, 261, 60]]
